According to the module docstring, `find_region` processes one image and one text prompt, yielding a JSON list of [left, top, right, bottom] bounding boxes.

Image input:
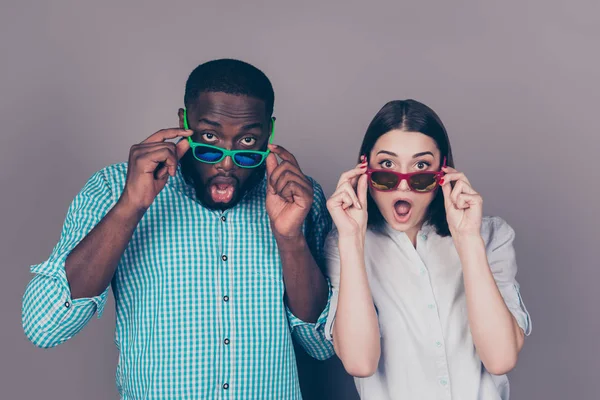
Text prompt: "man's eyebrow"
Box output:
[[240, 122, 263, 131], [197, 118, 221, 127]]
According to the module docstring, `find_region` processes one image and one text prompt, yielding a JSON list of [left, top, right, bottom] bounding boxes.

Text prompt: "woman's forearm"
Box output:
[[333, 235, 381, 377], [456, 234, 524, 375]]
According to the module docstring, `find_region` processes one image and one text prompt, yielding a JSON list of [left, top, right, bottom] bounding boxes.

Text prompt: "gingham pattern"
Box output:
[[22, 162, 334, 400]]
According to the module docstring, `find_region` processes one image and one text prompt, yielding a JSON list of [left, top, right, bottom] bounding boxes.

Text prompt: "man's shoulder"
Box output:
[[90, 162, 128, 185], [305, 175, 326, 200]]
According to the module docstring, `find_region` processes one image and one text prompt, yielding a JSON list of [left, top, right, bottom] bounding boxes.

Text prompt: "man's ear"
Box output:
[[178, 108, 185, 129]]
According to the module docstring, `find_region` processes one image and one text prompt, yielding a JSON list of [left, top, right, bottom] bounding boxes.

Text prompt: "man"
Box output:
[[22, 59, 334, 399]]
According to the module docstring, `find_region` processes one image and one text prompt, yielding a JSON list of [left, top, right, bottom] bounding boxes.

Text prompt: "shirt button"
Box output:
[[420, 268, 426, 275], [223, 295, 229, 302], [421, 234, 428, 240], [224, 338, 230, 345], [64, 301, 71, 309], [221, 255, 228, 261], [436, 341, 443, 348], [223, 383, 229, 390], [428, 304, 435, 309], [440, 378, 448, 386], [221, 215, 226, 222]]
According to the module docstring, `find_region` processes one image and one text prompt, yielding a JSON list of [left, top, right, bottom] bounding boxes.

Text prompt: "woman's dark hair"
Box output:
[[358, 99, 455, 236]]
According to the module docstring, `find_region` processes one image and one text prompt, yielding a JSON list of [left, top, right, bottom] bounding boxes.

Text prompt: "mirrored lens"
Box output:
[[370, 171, 399, 191], [409, 173, 438, 192], [194, 146, 223, 163], [234, 152, 263, 167]]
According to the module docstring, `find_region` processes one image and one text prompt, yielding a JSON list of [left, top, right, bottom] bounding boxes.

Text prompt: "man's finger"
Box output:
[[270, 162, 311, 193], [267, 144, 300, 168], [273, 170, 313, 196], [141, 148, 179, 177], [265, 153, 279, 194], [142, 128, 194, 144], [278, 180, 312, 208], [175, 137, 191, 159]]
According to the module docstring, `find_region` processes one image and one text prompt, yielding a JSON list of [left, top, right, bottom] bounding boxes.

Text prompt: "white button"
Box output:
[[440, 378, 448, 386], [436, 341, 443, 348], [421, 234, 428, 240], [428, 304, 435, 309], [420, 268, 426, 275]]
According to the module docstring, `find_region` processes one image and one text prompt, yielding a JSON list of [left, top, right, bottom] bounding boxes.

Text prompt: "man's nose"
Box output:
[[216, 154, 235, 171]]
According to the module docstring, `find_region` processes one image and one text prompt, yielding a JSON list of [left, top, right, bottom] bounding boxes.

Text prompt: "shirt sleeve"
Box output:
[[323, 228, 341, 343], [484, 217, 532, 336], [285, 179, 335, 360], [22, 168, 117, 348]]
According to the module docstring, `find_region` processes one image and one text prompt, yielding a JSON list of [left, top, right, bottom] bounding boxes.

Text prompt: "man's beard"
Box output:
[[180, 153, 265, 211]]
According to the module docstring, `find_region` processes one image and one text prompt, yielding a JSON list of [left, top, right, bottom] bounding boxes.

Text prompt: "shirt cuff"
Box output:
[[30, 257, 109, 318], [509, 283, 532, 336], [286, 279, 332, 330]]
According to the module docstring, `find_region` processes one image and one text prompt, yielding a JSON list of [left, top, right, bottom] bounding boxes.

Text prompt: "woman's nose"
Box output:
[[398, 178, 411, 192]]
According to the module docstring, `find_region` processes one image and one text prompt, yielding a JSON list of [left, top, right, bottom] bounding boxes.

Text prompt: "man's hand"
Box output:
[[265, 144, 314, 241], [119, 128, 192, 213]]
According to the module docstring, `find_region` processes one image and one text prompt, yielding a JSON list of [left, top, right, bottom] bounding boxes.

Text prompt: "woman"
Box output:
[[325, 100, 531, 399]]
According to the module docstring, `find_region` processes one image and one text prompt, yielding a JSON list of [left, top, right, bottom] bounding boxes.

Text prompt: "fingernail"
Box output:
[[361, 164, 367, 169], [357, 204, 362, 210], [439, 178, 445, 185]]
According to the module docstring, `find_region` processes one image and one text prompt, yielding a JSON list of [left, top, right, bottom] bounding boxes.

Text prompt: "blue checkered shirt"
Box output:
[[22, 163, 334, 399]]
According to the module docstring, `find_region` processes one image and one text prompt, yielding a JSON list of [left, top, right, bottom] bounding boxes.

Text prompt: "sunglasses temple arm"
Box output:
[[269, 117, 275, 145], [183, 109, 189, 130]]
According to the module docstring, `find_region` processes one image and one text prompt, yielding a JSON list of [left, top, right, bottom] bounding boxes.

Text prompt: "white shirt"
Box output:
[[324, 216, 532, 400]]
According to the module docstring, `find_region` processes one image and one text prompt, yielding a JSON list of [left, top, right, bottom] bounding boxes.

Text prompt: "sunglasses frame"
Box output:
[[183, 108, 275, 169], [366, 157, 447, 192]]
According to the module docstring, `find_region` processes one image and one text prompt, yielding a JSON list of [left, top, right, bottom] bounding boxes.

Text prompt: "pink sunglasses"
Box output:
[[366, 157, 447, 192]]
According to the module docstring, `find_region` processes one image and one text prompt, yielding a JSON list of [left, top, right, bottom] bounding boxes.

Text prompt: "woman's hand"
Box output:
[[327, 157, 369, 239], [440, 166, 483, 239]]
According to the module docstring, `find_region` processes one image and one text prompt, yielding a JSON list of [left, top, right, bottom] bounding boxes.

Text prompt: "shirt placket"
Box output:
[[415, 233, 452, 399], [218, 210, 232, 398]]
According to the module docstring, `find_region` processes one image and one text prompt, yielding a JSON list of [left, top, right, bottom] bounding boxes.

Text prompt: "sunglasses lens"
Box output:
[[194, 146, 223, 163], [370, 171, 399, 191], [409, 174, 438, 192], [234, 152, 263, 167]]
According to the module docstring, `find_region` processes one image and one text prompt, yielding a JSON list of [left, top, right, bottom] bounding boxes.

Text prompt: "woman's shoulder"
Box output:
[[480, 216, 516, 248]]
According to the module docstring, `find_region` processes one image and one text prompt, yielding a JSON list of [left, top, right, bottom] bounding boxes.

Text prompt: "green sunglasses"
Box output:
[[184, 109, 275, 168]]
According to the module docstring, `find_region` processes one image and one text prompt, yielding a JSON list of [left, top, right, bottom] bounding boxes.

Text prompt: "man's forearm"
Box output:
[[278, 235, 328, 323], [65, 199, 145, 299]]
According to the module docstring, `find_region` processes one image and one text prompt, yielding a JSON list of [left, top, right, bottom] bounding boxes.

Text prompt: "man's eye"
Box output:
[[241, 137, 257, 146], [201, 133, 217, 142]]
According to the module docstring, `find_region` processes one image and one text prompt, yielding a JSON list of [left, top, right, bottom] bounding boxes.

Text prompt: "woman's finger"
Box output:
[[339, 182, 362, 209], [450, 180, 478, 206], [336, 162, 368, 189]]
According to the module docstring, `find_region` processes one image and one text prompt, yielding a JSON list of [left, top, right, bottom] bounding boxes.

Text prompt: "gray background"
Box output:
[[1, 0, 598, 399]]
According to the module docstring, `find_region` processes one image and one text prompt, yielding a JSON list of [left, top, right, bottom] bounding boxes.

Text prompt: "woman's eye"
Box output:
[[415, 161, 431, 170], [380, 160, 394, 169], [241, 137, 257, 146], [201, 133, 218, 142]]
